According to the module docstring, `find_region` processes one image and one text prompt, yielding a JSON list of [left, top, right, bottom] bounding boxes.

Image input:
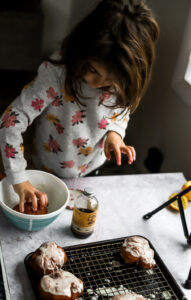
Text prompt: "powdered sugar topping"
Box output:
[[35, 241, 65, 273], [122, 236, 155, 267], [110, 292, 147, 299], [41, 270, 83, 296]]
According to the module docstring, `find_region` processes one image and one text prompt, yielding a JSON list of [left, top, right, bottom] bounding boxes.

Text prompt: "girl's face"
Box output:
[[83, 61, 112, 89]]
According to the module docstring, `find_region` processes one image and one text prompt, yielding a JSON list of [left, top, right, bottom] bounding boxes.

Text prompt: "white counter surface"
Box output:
[[0, 172, 191, 300]]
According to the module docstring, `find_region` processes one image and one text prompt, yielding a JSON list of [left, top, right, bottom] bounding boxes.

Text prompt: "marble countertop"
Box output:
[[0, 172, 191, 300]]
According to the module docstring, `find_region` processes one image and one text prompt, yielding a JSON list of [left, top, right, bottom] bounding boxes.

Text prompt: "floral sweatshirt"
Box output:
[[0, 61, 129, 184]]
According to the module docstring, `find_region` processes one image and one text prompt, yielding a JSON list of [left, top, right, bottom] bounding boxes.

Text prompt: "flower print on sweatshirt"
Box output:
[[72, 138, 89, 148], [60, 160, 75, 168], [0, 107, 20, 129], [24, 80, 34, 89], [98, 137, 105, 149], [32, 98, 44, 112], [78, 164, 88, 176], [43, 135, 62, 153], [46, 114, 64, 134], [20, 143, 24, 154], [99, 91, 111, 105], [110, 113, 119, 122], [78, 146, 93, 156], [46, 87, 63, 106], [4, 143, 18, 159], [55, 123, 64, 134], [98, 117, 109, 129], [72, 110, 86, 125], [46, 114, 59, 124], [73, 138, 91, 156], [62, 89, 75, 103]]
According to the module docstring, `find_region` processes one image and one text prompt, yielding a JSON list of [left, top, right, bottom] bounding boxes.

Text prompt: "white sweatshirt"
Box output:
[[0, 61, 129, 184]]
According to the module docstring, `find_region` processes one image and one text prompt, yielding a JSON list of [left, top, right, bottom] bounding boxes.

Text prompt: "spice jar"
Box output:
[[71, 187, 98, 238]]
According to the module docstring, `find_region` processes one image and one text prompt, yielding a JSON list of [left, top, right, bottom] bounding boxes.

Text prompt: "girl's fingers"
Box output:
[[104, 144, 111, 161], [37, 192, 48, 208], [113, 145, 121, 165], [125, 147, 133, 164], [15, 181, 48, 213], [19, 194, 25, 213], [121, 146, 136, 164], [31, 194, 38, 211], [128, 146, 136, 161], [105, 141, 136, 166], [20, 191, 48, 213], [44, 193, 48, 206]]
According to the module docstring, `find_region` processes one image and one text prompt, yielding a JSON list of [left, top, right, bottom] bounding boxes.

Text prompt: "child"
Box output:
[[0, 0, 159, 212]]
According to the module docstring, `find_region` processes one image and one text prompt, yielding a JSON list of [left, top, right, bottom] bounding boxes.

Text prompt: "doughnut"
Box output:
[[30, 241, 67, 276], [121, 236, 155, 269], [39, 270, 83, 300], [110, 292, 147, 300]]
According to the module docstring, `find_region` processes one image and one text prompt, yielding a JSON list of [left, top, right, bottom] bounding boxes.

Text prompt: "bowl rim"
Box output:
[[0, 170, 70, 220]]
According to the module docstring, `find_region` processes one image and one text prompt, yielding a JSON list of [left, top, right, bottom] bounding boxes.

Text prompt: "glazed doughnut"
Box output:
[[110, 292, 147, 300], [30, 241, 67, 276], [39, 270, 83, 300], [121, 236, 155, 269]]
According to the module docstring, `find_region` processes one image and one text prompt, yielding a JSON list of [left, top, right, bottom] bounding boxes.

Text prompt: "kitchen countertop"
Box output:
[[0, 172, 191, 300]]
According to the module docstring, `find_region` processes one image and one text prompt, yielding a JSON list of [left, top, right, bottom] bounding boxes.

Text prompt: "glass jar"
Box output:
[[71, 187, 98, 238]]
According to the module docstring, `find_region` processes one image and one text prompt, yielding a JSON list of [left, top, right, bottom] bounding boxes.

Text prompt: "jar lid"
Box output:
[[83, 187, 94, 196]]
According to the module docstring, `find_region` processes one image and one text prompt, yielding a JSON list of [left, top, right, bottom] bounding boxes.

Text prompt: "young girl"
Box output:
[[0, 0, 159, 212]]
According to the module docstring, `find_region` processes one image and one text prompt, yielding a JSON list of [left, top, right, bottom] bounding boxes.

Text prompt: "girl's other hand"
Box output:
[[104, 131, 136, 166], [13, 181, 48, 213]]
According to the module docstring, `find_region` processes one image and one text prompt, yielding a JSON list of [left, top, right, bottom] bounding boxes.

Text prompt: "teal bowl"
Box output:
[[0, 170, 70, 231]]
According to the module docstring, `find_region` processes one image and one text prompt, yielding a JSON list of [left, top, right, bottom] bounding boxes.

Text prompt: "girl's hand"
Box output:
[[104, 131, 136, 166], [13, 181, 48, 213]]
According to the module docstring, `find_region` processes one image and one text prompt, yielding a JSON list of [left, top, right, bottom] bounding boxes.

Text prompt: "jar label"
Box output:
[[72, 207, 97, 229]]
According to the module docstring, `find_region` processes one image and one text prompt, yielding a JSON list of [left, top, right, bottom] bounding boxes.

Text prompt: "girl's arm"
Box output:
[[104, 108, 135, 165], [0, 62, 59, 183], [0, 62, 61, 211]]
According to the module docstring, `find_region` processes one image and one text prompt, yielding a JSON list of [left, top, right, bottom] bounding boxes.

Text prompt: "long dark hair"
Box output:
[[54, 0, 159, 113]]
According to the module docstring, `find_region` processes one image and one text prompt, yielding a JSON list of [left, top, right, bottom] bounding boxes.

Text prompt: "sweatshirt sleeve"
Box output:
[[0, 62, 62, 184], [107, 108, 130, 140]]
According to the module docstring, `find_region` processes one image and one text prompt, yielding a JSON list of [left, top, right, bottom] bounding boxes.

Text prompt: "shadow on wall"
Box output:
[[144, 147, 164, 173]]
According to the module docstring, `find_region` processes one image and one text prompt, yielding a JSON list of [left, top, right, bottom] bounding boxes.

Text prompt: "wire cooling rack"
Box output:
[[24, 236, 187, 300]]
